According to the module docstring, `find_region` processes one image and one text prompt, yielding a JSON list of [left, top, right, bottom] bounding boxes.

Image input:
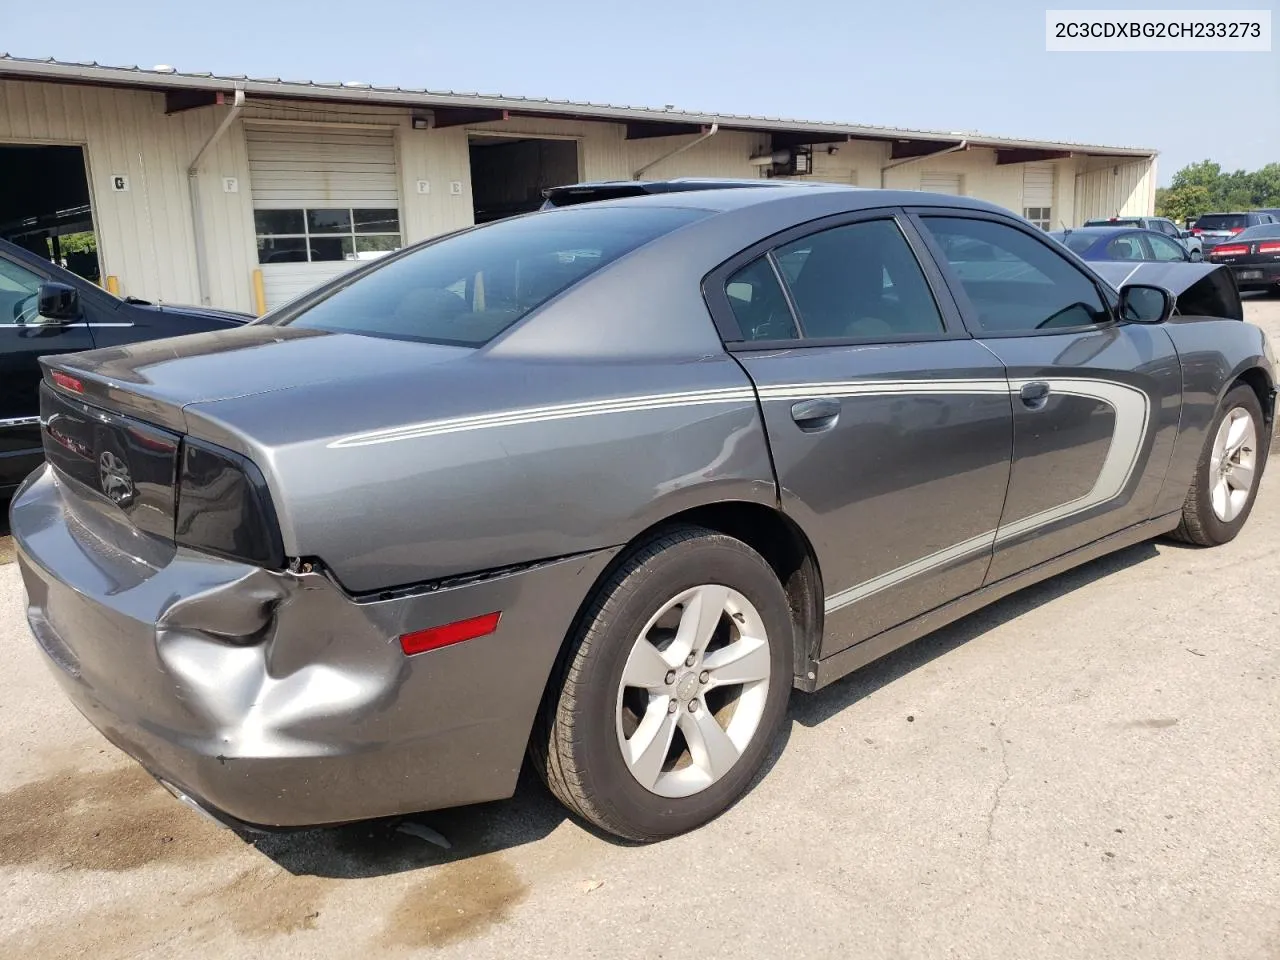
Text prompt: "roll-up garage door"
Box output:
[[920, 172, 962, 195], [247, 124, 402, 309]]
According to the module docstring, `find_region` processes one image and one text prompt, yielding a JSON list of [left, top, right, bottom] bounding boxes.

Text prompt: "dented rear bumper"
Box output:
[[11, 465, 616, 827]]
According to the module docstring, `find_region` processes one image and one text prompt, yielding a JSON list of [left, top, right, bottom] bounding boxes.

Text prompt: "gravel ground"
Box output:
[[1, 297, 1277, 960]]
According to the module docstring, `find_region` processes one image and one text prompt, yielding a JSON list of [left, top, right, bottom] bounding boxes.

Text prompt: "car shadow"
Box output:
[[789, 540, 1159, 728], [251, 541, 1156, 878]]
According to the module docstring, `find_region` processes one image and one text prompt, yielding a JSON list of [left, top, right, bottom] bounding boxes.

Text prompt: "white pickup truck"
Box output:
[[1083, 216, 1203, 260]]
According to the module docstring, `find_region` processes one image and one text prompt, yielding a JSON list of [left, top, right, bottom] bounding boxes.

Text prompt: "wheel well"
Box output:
[[1233, 367, 1276, 427], [612, 502, 825, 683]]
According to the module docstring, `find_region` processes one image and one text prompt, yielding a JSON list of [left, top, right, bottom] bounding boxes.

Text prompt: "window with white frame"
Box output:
[[254, 208, 402, 265], [1023, 207, 1053, 231]]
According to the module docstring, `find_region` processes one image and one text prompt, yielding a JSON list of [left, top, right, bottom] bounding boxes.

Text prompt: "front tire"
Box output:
[[532, 525, 794, 841], [1171, 384, 1269, 546]]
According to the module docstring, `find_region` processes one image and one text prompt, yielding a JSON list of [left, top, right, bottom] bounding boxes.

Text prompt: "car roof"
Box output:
[[1053, 225, 1146, 237], [547, 182, 1012, 217], [541, 177, 833, 207]]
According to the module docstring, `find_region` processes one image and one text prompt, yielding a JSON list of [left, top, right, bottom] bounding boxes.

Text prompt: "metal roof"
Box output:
[[0, 53, 1156, 158]]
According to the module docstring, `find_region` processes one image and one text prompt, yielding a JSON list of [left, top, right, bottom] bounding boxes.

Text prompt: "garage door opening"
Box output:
[[468, 136, 579, 224], [0, 143, 100, 282]]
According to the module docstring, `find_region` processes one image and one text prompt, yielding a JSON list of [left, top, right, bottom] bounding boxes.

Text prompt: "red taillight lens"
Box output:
[[1257, 242, 1280, 254], [400, 612, 501, 656], [1191, 228, 1203, 235], [1212, 244, 1249, 257], [1229, 227, 1245, 234], [51, 370, 83, 393]]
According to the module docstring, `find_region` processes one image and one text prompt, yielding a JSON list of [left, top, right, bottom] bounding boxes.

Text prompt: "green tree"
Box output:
[[1156, 160, 1280, 222]]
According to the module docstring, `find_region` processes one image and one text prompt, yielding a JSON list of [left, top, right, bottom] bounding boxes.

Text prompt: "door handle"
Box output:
[[1019, 381, 1051, 410], [790, 398, 841, 432]]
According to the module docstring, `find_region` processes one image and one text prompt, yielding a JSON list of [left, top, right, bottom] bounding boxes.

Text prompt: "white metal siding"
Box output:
[[1074, 159, 1156, 223], [920, 172, 962, 195], [245, 123, 399, 308], [1022, 164, 1054, 207]]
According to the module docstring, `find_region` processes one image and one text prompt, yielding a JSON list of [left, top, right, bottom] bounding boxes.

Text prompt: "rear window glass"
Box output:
[[277, 206, 706, 345], [1195, 215, 1248, 230], [1055, 233, 1097, 254], [1235, 223, 1280, 241], [1084, 218, 1141, 227]]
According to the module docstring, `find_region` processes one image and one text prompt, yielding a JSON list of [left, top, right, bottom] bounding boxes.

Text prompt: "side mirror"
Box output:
[[37, 282, 81, 322], [1119, 283, 1173, 324], [1179, 230, 1193, 239]]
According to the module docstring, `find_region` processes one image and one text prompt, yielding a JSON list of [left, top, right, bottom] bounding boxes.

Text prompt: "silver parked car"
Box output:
[[10, 183, 1276, 841]]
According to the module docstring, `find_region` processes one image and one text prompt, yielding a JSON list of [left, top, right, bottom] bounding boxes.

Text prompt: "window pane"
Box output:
[[279, 206, 706, 346], [0, 256, 44, 324], [307, 209, 352, 234], [1105, 236, 1145, 261], [354, 235, 403, 259], [256, 236, 309, 264], [1148, 234, 1185, 261], [725, 257, 797, 341], [774, 219, 945, 340], [1057, 233, 1096, 255], [310, 236, 356, 261], [922, 217, 1108, 333], [354, 208, 401, 234], [254, 209, 305, 235]]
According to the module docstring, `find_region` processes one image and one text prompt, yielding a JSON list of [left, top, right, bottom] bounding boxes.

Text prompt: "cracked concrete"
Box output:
[[0, 297, 1277, 959]]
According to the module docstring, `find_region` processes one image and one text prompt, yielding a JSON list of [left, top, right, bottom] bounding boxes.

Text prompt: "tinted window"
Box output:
[[1196, 214, 1249, 230], [1085, 218, 1141, 228], [922, 217, 1109, 333], [1053, 232, 1097, 254], [279, 206, 705, 346], [0, 256, 43, 324], [772, 219, 945, 340], [1236, 223, 1280, 241], [1105, 235, 1146, 260], [725, 257, 798, 342], [1147, 233, 1187, 261]]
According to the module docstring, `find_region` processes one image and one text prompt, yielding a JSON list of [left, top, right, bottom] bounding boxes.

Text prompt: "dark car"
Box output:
[[1206, 222, 1280, 294], [1191, 212, 1277, 250], [10, 185, 1276, 842], [540, 177, 811, 209], [1050, 226, 1195, 263], [0, 237, 250, 495], [1082, 216, 1201, 258]]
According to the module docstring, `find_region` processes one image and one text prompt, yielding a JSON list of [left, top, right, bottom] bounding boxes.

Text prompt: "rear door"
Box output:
[[705, 209, 1013, 657], [912, 211, 1182, 582], [0, 252, 95, 484]]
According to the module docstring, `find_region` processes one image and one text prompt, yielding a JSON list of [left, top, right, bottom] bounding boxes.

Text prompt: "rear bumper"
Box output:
[[11, 465, 617, 827], [1228, 263, 1280, 290]]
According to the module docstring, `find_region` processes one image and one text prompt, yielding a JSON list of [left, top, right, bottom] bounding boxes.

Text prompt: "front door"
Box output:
[[912, 212, 1181, 582], [707, 212, 1014, 657], [0, 253, 95, 486]]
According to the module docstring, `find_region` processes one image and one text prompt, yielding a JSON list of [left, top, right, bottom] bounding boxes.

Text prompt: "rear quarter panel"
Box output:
[[1154, 317, 1276, 515]]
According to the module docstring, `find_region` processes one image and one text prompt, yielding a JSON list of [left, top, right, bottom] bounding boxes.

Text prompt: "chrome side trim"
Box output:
[[0, 415, 42, 428]]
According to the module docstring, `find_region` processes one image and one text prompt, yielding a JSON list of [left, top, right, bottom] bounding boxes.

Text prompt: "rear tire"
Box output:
[[531, 525, 794, 841], [1171, 384, 1269, 546]]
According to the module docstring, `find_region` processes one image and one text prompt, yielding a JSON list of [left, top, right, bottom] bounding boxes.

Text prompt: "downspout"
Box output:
[[879, 139, 969, 187], [633, 122, 719, 180], [188, 84, 245, 305]]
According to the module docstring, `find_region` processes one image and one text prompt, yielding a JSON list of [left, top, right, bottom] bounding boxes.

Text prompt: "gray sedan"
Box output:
[[9, 184, 1276, 841]]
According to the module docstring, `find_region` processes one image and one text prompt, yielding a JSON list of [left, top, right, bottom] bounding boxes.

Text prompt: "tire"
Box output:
[[1171, 384, 1269, 546], [531, 525, 794, 841]]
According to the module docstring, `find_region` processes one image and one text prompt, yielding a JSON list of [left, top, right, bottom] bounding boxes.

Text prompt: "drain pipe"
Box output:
[[879, 138, 968, 187], [633, 122, 719, 180], [188, 84, 245, 305]]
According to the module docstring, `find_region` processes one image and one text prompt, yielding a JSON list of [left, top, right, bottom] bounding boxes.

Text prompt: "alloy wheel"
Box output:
[[1209, 407, 1258, 522]]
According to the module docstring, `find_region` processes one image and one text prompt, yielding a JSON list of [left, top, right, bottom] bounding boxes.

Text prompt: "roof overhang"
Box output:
[[0, 54, 1158, 161]]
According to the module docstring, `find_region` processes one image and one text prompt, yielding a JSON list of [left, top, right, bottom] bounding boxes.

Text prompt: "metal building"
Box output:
[[0, 55, 1157, 314]]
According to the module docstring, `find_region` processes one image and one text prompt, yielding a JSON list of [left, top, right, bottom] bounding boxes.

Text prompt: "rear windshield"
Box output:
[[1195, 214, 1248, 230], [1054, 232, 1098, 254], [1235, 223, 1280, 241], [277, 206, 705, 345], [1084, 218, 1141, 227]]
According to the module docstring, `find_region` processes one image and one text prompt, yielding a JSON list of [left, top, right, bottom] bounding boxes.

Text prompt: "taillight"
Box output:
[[1258, 242, 1280, 254], [1212, 244, 1249, 257], [174, 439, 284, 568], [51, 370, 83, 394], [1229, 227, 1245, 234], [1191, 228, 1203, 235], [400, 612, 502, 656]]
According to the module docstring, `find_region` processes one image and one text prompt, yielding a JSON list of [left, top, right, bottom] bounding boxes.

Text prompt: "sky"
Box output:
[[4, 0, 1277, 185]]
